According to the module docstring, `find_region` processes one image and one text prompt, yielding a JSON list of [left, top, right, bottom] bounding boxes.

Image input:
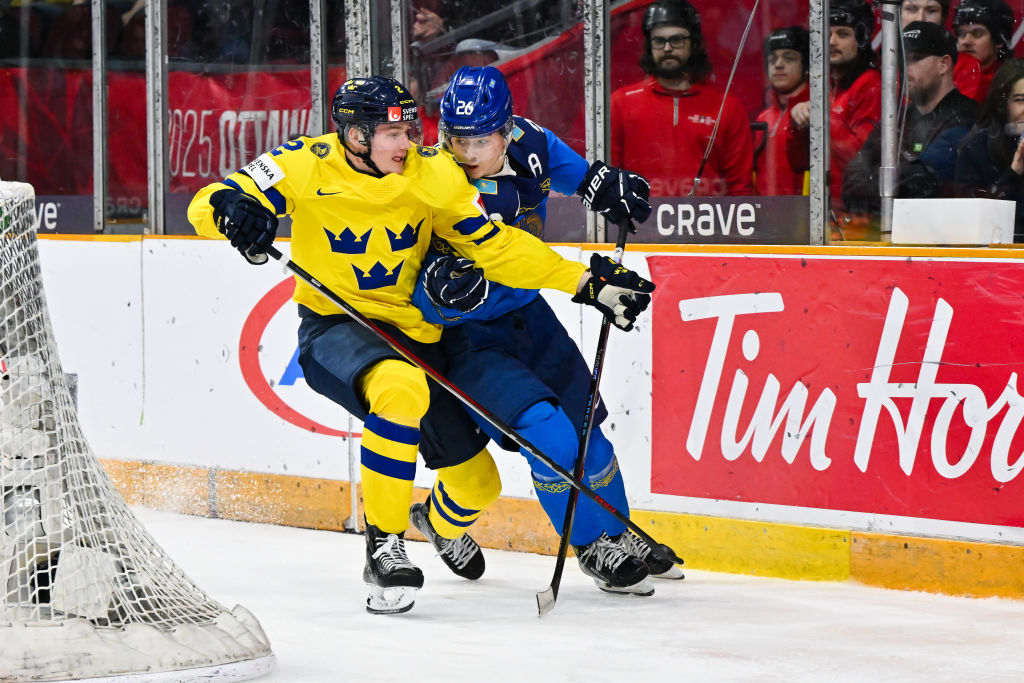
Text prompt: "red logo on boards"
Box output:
[[238, 278, 356, 437]]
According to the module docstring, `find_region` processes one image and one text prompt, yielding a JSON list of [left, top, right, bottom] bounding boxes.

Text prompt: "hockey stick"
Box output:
[[536, 217, 634, 616], [263, 244, 683, 568], [690, 0, 761, 196]]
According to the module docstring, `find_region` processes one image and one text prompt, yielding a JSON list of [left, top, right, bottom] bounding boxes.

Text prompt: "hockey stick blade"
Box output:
[[536, 586, 557, 615]]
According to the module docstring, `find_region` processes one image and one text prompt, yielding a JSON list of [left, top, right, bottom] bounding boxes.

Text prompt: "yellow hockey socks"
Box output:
[[429, 448, 501, 539]]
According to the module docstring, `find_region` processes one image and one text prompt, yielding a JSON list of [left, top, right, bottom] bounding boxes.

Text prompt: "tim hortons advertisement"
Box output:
[[649, 254, 1024, 528]]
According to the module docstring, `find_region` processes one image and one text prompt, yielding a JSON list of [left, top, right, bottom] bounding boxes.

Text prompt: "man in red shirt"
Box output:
[[610, 0, 755, 197], [953, 0, 1015, 103], [784, 0, 881, 211], [755, 26, 810, 196]]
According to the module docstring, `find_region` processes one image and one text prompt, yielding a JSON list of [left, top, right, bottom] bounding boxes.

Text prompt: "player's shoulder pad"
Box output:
[[309, 140, 333, 159], [239, 136, 328, 191], [409, 144, 467, 201], [510, 115, 546, 144], [416, 144, 439, 157]]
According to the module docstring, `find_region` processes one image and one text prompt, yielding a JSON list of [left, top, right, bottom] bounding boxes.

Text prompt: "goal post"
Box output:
[[0, 182, 275, 682]]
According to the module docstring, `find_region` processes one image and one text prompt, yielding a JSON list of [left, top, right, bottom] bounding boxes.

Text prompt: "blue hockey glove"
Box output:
[[572, 253, 655, 331], [423, 255, 489, 315], [209, 189, 278, 265], [576, 161, 652, 225]]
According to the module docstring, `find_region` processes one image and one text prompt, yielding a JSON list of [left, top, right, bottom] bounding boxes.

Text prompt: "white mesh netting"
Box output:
[[0, 182, 274, 682]]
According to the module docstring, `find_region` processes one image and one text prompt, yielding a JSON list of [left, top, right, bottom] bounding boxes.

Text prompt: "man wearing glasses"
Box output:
[[610, 0, 755, 197]]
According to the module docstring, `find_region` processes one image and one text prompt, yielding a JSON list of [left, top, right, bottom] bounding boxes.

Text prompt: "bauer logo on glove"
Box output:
[[576, 160, 652, 225], [572, 253, 655, 331]]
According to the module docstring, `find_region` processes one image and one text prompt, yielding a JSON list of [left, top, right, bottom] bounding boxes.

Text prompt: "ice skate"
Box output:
[[410, 500, 485, 580], [573, 532, 654, 596], [363, 523, 424, 615], [618, 529, 685, 580]]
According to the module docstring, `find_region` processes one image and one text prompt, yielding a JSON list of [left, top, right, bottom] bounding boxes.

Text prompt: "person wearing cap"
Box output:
[[842, 22, 980, 218], [955, 59, 1024, 241], [609, 0, 755, 196], [900, 0, 986, 104], [784, 0, 881, 211], [755, 26, 810, 196], [953, 0, 1016, 103]]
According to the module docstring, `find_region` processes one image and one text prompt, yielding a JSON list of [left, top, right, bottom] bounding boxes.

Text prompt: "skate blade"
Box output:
[[595, 577, 655, 597], [365, 584, 418, 614], [653, 565, 686, 580]]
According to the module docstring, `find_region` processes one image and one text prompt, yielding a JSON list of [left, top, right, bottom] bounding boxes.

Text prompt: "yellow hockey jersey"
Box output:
[[188, 133, 587, 342]]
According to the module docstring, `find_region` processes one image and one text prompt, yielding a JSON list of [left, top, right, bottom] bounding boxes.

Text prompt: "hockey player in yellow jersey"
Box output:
[[188, 76, 655, 615]]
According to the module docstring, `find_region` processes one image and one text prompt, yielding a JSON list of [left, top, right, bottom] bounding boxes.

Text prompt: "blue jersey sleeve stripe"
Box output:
[[222, 177, 244, 193], [436, 480, 480, 517], [452, 215, 488, 236], [264, 186, 287, 215], [430, 488, 477, 527], [234, 170, 287, 214], [361, 447, 417, 481], [471, 225, 501, 245], [364, 414, 420, 445]]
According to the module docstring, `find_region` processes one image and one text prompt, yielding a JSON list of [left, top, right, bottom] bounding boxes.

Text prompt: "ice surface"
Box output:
[[134, 507, 1024, 683]]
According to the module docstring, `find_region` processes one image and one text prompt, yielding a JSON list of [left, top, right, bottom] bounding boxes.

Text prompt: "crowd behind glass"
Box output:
[[2, 0, 1024, 242]]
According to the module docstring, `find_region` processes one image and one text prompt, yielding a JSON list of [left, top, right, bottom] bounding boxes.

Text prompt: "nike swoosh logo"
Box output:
[[317, 188, 341, 196]]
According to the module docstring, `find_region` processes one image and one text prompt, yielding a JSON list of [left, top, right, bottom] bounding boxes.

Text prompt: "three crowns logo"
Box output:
[[352, 261, 403, 290], [386, 219, 423, 252], [324, 226, 371, 254]]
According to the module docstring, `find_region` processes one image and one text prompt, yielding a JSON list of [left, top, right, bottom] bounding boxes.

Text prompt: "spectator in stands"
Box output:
[[900, 0, 948, 24], [900, 0, 987, 102], [610, 0, 754, 197], [755, 26, 809, 196], [784, 0, 881, 212], [412, 4, 446, 42], [953, 0, 1015, 103], [843, 22, 979, 216], [954, 59, 1024, 241]]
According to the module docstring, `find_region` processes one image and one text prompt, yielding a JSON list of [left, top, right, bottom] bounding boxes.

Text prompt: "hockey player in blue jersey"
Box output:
[[409, 65, 683, 595]]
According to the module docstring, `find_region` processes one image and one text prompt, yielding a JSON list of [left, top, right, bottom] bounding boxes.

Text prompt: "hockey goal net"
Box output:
[[0, 182, 275, 682]]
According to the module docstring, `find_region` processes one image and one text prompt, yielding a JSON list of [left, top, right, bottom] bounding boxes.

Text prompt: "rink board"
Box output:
[[33, 235, 1024, 598]]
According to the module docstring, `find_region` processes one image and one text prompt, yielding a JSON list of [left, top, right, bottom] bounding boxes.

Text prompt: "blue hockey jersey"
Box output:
[[415, 116, 590, 324]]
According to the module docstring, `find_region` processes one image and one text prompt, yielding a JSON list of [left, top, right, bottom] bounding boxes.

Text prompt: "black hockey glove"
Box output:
[[572, 253, 655, 331], [423, 255, 489, 315], [576, 160, 652, 225], [209, 189, 278, 265]]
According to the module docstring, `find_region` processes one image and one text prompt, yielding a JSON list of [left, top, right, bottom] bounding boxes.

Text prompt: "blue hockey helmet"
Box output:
[[438, 66, 514, 149]]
